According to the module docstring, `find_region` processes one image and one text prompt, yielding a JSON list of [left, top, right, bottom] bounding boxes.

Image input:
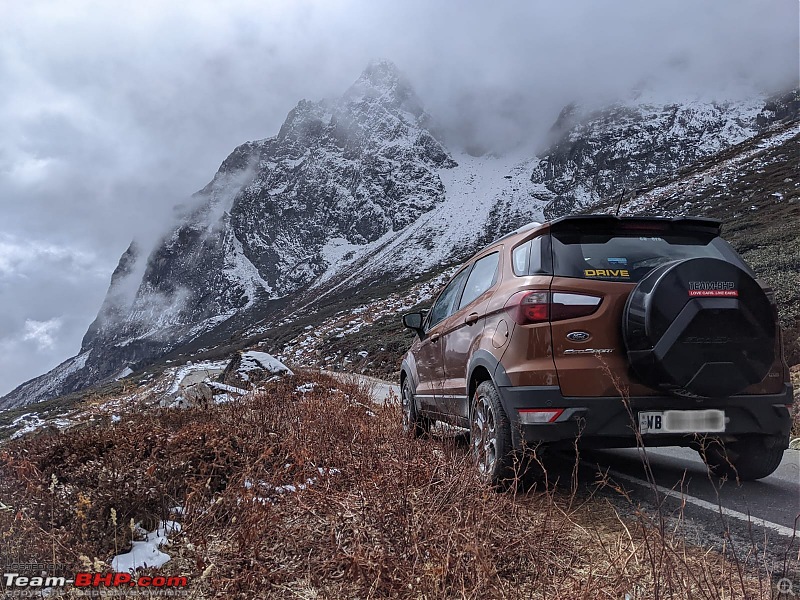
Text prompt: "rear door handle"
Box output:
[[465, 312, 480, 325], [430, 333, 441, 343]]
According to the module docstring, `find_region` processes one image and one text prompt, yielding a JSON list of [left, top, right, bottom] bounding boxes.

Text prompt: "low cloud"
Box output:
[[22, 318, 62, 350]]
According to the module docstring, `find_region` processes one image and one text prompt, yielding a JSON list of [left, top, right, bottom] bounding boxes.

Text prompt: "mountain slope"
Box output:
[[533, 94, 789, 218], [2, 67, 795, 409]]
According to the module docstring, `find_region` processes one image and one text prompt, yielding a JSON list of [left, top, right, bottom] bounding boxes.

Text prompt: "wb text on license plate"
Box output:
[[638, 410, 725, 434]]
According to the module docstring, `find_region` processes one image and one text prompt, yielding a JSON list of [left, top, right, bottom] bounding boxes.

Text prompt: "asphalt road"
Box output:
[[581, 446, 800, 533]]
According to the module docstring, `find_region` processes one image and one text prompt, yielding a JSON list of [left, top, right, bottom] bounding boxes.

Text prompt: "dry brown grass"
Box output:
[[0, 371, 788, 598], [790, 366, 800, 439]]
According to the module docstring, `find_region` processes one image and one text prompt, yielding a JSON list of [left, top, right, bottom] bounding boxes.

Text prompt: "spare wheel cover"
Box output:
[[622, 257, 774, 397]]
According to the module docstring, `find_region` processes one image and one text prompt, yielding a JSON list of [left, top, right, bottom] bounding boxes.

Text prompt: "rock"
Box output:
[[221, 350, 293, 389], [179, 382, 213, 407]]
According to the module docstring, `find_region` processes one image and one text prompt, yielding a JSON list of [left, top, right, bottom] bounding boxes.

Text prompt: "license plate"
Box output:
[[638, 409, 725, 434]]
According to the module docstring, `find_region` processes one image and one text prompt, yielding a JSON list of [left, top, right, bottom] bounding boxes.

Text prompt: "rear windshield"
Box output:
[[551, 233, 753, 282]]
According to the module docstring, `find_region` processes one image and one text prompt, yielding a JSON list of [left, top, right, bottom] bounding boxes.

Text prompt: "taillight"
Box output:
[[505, 291, 601, 324], [505, 290, 550, 324], [551, 292, 602, 321]]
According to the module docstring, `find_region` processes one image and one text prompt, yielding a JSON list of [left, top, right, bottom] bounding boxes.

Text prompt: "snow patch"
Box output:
[[111, 521, 181, 573], [239, 352, 293, 376]]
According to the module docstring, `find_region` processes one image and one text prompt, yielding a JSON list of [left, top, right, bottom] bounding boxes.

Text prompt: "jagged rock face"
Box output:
[[3, 65, 794, 409], [111, 68, 449, 332], [0, 61, 456, 408], [87, 61, 454, 343], [533, 97, 787, 218]]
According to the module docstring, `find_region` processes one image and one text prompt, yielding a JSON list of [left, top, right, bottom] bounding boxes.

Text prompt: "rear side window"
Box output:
[[512, 236, 549, 276], [551, 233, 753, 282], [427, 268, 470, 328], [459, 252, 499, 310]]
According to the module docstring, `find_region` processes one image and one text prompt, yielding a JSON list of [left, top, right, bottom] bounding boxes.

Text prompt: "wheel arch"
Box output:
[[467, 349, 511, 410], [400, 356, 417, 391]]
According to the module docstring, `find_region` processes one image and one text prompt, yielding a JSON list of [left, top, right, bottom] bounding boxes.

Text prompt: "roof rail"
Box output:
[[476, 221, 543, 255], [493, 221, 542, 244]]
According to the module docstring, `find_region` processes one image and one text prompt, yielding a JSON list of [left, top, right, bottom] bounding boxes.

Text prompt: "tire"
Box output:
[[622, 257, 775, 397], [470, 380, 514, 486], [401, 378, 430, 437], [699, 435, 786, 481]]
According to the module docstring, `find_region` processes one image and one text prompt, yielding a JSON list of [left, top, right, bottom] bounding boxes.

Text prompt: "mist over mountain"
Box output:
[[1, 59, 797, 408]]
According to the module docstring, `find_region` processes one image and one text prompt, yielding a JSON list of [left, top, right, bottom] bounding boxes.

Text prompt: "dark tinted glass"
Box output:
[[428, 268, 470, 328], [512, 236, 549, 276], [552, 233, 752, 282], [459, 252, 499, 309]]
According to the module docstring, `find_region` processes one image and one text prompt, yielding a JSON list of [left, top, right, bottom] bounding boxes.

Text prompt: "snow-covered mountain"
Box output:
[[533, 96, 782, 218], [2, 62, 795, 409]]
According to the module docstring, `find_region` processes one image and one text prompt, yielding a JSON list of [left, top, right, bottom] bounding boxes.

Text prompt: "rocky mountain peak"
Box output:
[[343, 59, 423, 117]]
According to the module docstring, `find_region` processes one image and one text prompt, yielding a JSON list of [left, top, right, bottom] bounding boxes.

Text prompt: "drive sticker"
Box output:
[[584, 269, 630, 278], [607, 257, 628, 265]]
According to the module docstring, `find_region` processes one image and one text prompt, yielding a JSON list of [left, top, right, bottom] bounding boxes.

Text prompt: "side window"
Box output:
[[427, 268, 470, 329], [512, 241, 531, 276], [512, 237, 547, 275], [458, 252, 500, 310]]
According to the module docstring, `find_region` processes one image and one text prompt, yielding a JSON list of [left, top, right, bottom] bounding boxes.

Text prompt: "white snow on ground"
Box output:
[[318, 237, 364, 284], [9, 413, 45, 439], [115, 367, 134, 380], [111, 520, 181, 573], [621, 122, 800, 216], [5, 413, 73, 440], [223, 226, 273, 308], [245, 467, 342, 504], [239, 351, 293, 376], [421, 153, 548, 263], [167, 360, 230, 394], [207, 381, 247, 395]]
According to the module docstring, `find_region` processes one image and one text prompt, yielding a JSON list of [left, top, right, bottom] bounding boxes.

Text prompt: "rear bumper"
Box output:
[[497, 383, 793, 449]]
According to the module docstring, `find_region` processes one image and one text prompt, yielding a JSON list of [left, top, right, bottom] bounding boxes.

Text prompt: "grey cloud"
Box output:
[[0, 0, 797, 395]]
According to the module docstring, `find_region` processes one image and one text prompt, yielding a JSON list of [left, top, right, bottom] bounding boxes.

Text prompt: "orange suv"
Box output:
[[400, 215, 793, 484]]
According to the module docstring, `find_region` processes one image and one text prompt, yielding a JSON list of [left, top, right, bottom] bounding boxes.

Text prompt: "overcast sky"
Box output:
[[0, 0, 797, 396]]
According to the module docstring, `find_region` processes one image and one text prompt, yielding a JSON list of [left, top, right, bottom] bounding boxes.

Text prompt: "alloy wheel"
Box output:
[[472, 394, 497, 478], [401, 384, 413, 433]]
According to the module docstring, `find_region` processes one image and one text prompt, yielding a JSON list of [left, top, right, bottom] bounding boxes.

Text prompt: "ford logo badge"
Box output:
[[566, 331, 590, 342]]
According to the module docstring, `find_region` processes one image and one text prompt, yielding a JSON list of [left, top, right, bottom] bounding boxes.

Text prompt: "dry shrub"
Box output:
[[0, 371, 784, 599]]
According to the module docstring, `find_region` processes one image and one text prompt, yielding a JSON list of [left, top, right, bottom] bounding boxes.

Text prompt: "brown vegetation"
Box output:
[[0, 371, 791, 598]]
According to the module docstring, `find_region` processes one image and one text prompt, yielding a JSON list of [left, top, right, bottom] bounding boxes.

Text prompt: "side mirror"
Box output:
[[402, 312, 425, 335]]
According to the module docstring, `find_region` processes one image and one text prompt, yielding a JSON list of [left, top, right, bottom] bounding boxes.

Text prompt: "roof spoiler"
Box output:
[[481, 221, 544, 251], [548, 214, 722, 237]]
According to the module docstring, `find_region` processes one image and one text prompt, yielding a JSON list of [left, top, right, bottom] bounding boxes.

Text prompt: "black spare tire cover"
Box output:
[[622, 257, 775, 397]]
